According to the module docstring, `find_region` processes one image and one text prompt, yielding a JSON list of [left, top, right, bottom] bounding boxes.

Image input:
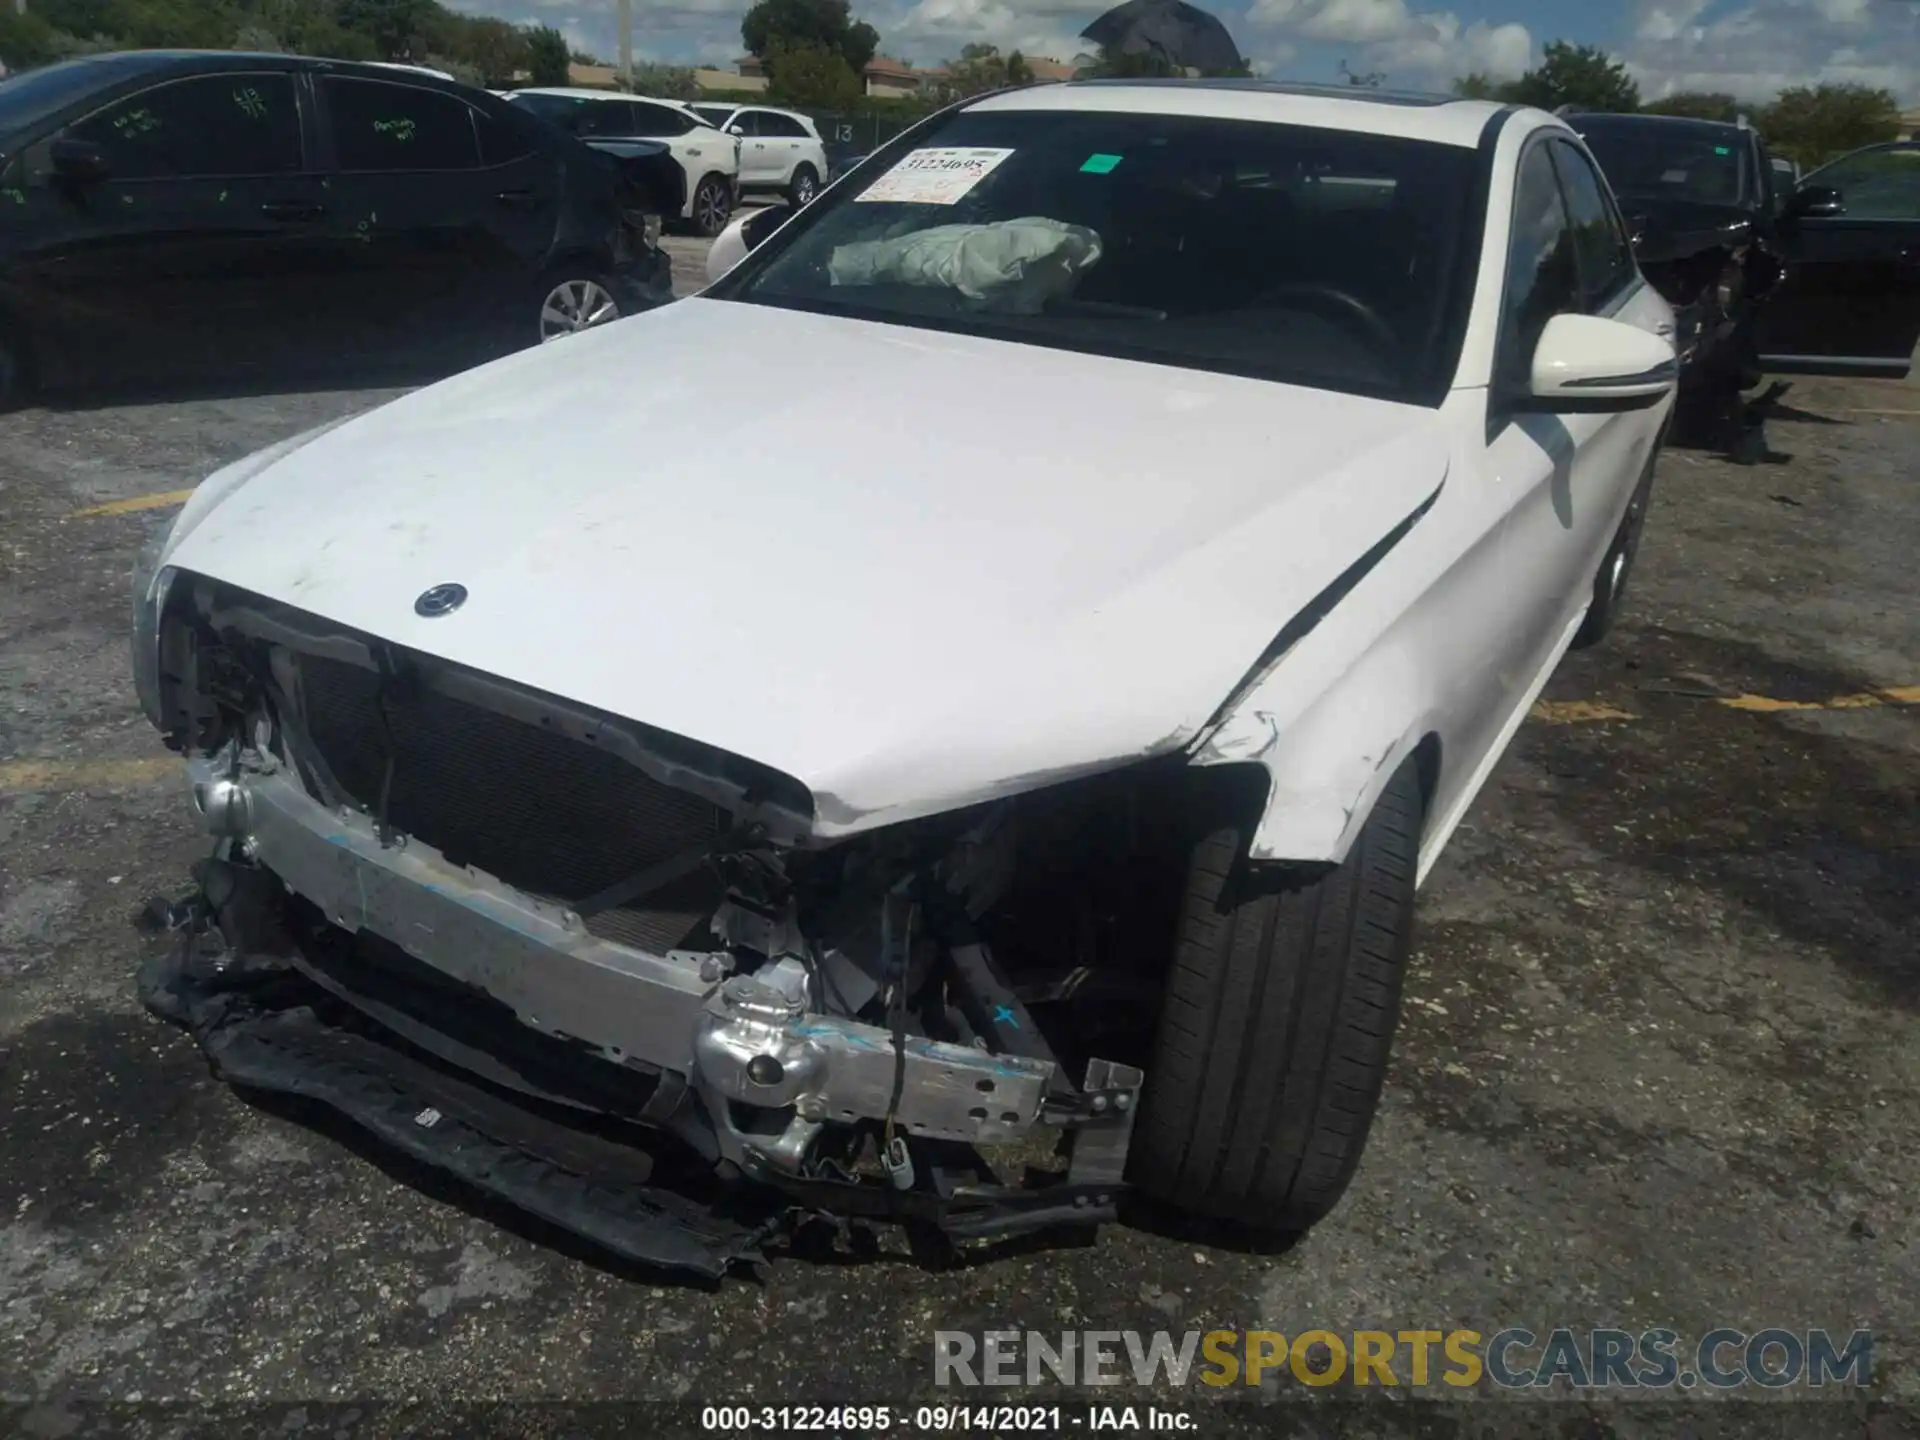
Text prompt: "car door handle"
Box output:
[[495, 189, 542, 209], [259, 200, 324, 221]]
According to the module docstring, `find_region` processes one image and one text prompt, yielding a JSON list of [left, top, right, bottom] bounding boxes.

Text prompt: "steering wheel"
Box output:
[[1255, 281, 1399, 356]]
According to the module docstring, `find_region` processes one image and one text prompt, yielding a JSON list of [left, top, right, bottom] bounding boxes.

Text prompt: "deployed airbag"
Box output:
[[829, 218, 1103, 313]]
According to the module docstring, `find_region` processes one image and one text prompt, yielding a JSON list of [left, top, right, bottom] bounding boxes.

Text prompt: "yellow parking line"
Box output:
[[1718, 688, 1918, 714], [1532, 685, 1916, 726], [0, 756, 178, 793], [1530, 700, 1639, 724], [68, 488, 194, 518]]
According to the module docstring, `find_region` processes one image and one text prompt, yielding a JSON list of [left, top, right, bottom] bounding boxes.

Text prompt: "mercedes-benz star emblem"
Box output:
[[414, 583, 468, 618]]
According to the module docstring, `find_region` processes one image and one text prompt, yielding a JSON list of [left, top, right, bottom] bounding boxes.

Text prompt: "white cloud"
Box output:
[[883, 0, 1105, 61], [1246, 0, 1532, 83], [1623, 0, 1920, 103], [1297, 0, 1415, 43]]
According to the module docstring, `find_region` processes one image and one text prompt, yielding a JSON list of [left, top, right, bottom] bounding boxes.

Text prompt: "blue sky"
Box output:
[[450, 0, 1920, 104]]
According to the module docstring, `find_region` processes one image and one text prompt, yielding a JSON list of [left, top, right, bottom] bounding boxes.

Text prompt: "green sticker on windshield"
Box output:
[[1080, 152, 1123, 174], [1714, 145, 1731, 155]]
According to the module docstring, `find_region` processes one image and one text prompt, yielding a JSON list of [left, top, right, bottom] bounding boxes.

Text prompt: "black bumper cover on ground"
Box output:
[[138, 936, 782, 1280]]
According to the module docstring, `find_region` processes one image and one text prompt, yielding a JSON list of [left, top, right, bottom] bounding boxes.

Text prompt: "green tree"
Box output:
[[622, 60, 701, 100], [1643, 90, 1739, 122], [1006, 49, 1032, 85], [0, 8, 63, 67], [333, 0, 433, 59], [459, 16, 528, 86], [1500, 40, 1639, 112], [524, 22, 569, 85], [741, 0, 876, 77], [1452, 72, 1501, 99], [1339, 58, 1386, 86], [1758, 82, 1901, 167], [939, 41, 1011, 97], [766, 38, 862, 109], [1082, 43, 1179, 78]]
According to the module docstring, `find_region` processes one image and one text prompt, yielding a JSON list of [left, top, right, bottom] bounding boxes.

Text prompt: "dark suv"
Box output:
[[0, 51, 677, 405], [1571, 111, 1920, 460]]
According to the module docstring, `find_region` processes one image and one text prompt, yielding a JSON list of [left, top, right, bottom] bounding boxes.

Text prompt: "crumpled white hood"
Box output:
[[166, 298, 1448, 835]]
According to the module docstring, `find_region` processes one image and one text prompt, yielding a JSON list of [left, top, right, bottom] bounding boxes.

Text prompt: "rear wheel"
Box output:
[[535, 273, 621, 346], [692, 175, 732, 237], [1571, 455, 1655, 650], [1129, 759, 1423, 1233], [0, 332, 27, 412]]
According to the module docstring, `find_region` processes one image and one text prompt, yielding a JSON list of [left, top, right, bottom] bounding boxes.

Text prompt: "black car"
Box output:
[[0, 51, 677, 406], [1570, 112, 1920, 456]]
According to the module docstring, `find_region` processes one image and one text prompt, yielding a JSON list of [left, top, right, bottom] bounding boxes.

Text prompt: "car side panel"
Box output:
[[1197, 115, 1671, 883], [1759, 221, 1920, 377], [1192, 394, 1546, 880]]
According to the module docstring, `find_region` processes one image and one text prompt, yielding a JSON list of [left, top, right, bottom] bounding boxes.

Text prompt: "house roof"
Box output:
[[863, 55, 919, 80]]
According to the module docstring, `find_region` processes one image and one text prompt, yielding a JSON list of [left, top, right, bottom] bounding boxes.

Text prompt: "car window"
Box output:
[[66, 72, 302, 179], [727, 111, 760, 136], [628, 101, 694, 138], [758, 113, 810, 139], [690, 104, 734, 128], [474, 106, 536, 166], [324, 77, 480, 172], [0, 53, 168, 143], [1498, 143, 1580, 391], [1807, 147, 1920, 221], [719, 109, 1481, 405], [1550, 140, 1636, 310], [571, 99, 639, 139], [1575, 120, 1745, 207]]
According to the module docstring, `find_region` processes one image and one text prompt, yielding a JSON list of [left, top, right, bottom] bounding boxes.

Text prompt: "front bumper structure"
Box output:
[[146, 755, 1143, 1274]]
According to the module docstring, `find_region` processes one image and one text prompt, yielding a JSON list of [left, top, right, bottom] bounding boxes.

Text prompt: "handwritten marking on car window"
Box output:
[[233, 87, 268, 120], [113, 107, 160, 136], [2, 188, 23, 205], [372, 118, 418, 142]]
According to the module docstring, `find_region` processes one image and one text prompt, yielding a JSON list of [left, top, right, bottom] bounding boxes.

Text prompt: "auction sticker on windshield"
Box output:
[[857, 148, 1015, 205]]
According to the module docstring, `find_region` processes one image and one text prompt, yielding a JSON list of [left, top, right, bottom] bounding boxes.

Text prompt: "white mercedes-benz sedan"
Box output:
[[131, 80, 1676, 1276]]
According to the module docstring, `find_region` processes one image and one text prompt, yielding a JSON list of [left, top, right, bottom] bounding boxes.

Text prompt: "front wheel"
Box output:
[[787, 164, 820, 209], [692, 175, 732, 237], [1129, 759, 1424, 1233]]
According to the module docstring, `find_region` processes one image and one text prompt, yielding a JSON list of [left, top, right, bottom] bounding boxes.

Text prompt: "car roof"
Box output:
[[964, 79, 1511, 148]]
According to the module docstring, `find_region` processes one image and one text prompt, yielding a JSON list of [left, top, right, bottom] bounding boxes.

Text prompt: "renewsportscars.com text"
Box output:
[[934, 1328, 1873, 1391]]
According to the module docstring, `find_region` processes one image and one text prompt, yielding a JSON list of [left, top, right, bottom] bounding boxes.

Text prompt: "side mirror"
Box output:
[[1520, 313, 1676, 413], [50, 137, 109, 183], [704, 205, 789, 285], [1788, 184, 1844, 219], [726, 124, 746, 137]]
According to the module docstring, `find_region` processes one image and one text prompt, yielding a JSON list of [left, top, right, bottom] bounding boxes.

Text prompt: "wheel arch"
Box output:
[[1194, 660, 1445, 876]]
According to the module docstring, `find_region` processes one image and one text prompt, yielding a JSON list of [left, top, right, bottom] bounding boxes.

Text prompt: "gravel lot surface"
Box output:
[[1, 253, 1915, 1438]]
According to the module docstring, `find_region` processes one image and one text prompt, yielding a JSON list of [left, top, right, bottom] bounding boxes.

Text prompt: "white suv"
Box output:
[[506, 88, 741, 235], [690, 103, 829, 207]]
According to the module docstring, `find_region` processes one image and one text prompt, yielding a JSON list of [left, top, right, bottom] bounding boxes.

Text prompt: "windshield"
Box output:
[[1576, 122, 1747, 207], [716, 108, 1480, 404], [0, 54, 154, 143], [691, 104, 735, 127]]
